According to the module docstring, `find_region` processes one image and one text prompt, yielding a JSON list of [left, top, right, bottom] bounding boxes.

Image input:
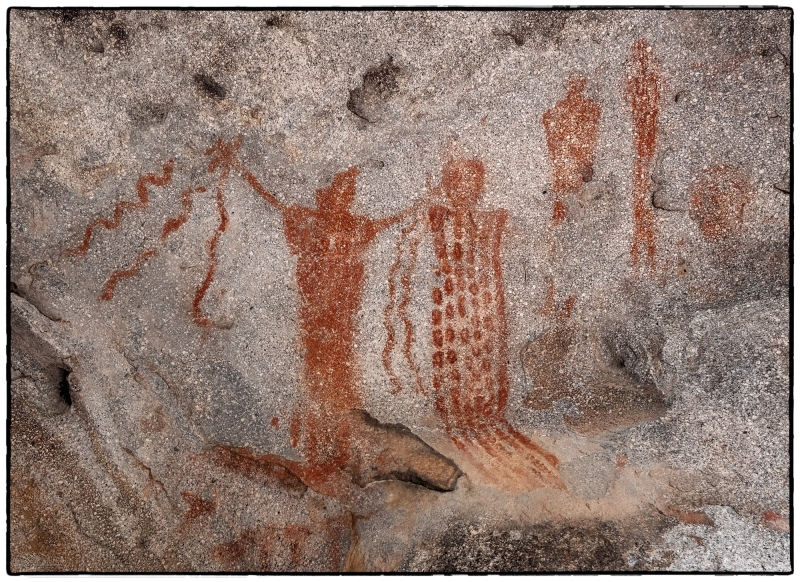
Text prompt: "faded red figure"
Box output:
[[221, 147, 461, 500], [260, 167, 404, 466], [540, 75, 601, 317], [542, 76, 602, 226], [386, 159, 563, 490], [625, 38, 662, 273]]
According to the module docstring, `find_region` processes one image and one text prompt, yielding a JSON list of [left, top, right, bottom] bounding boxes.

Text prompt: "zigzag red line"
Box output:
[[66, 160, 174, 256]]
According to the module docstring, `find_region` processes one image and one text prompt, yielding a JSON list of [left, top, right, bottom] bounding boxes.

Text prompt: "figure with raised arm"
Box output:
[[204, 137, 460, 500]]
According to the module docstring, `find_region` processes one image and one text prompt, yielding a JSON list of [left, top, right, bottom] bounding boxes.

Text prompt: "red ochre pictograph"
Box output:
[[385, 159, 563, 490], [68, 139, 563, 492], [241, 162, 413, 469], [539, 75, 600, 318], [625, 38, 662, 274], [688, 166, 752, 239], [542, 76, 602, 226], [211, 514, 351, 572]]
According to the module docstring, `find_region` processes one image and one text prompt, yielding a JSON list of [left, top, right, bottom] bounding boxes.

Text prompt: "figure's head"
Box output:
[[442, 159, 485, 208], [565, 75, 587, 96], [316, 167, 359, 213]]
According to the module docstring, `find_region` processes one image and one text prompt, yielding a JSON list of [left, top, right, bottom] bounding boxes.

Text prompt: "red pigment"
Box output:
[[193, 139, 238, 328], [424, 159, 562, 488], [66, 160, 174, 256], [625, 39, 662, 272], [542, 76, 602, 225], [100, 249, 159, 301], [100, 186, 207, 301], [239, 157, 407, 472], [180, 490, 215, 525], [689, 166, 752, 239]]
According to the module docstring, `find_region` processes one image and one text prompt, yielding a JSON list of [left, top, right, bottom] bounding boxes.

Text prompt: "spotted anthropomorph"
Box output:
[[386, 159, 563, 489]]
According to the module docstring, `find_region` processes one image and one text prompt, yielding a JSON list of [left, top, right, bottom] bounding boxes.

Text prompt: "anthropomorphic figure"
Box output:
[[542, 76, 601, 226], [386, 159, 563, 489], [204, 140, 461, 498], [540, 76, 601, 318]]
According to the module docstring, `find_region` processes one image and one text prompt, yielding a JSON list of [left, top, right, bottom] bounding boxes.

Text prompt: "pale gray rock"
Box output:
[[10, 8, 790, 572]]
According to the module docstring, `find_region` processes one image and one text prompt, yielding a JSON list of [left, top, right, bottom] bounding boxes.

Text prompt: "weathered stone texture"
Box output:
[[9, 9, 790, 572]]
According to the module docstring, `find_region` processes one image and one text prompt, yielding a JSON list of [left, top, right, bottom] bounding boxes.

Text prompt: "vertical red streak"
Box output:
[[289, 415, 301, 448], [193, 169, 230, 327], [399, 229, 423, 393], [66, 160, 175, 256], [489, 209, 510, 417], [161, 187, 206, 241], [539, 279, 556, 316], [382, 234, 403, 392], [625, 39, 661, 272], [100, 249, 159, 301], [559, 294, 577, 318], [551, 199, 567, 225], [383, 219, 423, 395]]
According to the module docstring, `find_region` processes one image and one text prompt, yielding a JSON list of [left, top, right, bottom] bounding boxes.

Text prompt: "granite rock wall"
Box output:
[[9, 9, 791, 572]]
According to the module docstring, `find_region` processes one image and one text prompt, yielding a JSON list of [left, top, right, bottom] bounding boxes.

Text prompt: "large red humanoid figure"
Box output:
[[386, 159, 563, 489]]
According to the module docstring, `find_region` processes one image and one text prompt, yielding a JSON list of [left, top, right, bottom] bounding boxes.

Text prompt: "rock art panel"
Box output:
[[386, 159, 562, 489], [10, 8, 790, 574]]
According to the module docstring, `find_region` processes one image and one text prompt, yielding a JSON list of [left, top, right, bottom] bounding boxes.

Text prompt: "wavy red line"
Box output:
[[162, 186, 206, 241], [193, 170, 230, 327], [399, 224, 423, 394], [67, 160, 175, 256], [382, 226, 405, 394], [100, 249, 159, 301]]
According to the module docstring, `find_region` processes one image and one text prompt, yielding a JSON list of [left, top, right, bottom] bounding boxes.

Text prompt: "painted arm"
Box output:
[[236, 163, 288, 214], [372, 188, 435, 233]]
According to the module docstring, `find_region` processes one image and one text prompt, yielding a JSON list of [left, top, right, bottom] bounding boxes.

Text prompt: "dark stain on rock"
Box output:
[[88, 37, 105, 53], [46, 8, 110, 25], [11, 296, 74, 416], [408, 513, 674, 572], [109, 21, 129, 48], [128, 101, 170, 127], [347, 57, 403, 123], [194, 73, 227, 101], [57, 367, 72, 407], [689, 166, 752, 239], [522, 325, 667, 435], [494, 11, 568, 48], [263, 12, 288, 28]]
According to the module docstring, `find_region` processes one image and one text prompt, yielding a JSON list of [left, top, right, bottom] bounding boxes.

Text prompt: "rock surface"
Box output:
[[9, 9, 790, 573]]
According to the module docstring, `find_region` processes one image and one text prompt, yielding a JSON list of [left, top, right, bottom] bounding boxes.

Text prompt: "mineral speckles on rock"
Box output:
[[9, 9, 790, 573]]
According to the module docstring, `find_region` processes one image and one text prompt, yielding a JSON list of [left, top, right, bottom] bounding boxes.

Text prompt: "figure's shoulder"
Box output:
[[283, 205, 315, 242], [487, 207, 509, 224], [428, 204, 450, 231], [284, 204, 313, 223]]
